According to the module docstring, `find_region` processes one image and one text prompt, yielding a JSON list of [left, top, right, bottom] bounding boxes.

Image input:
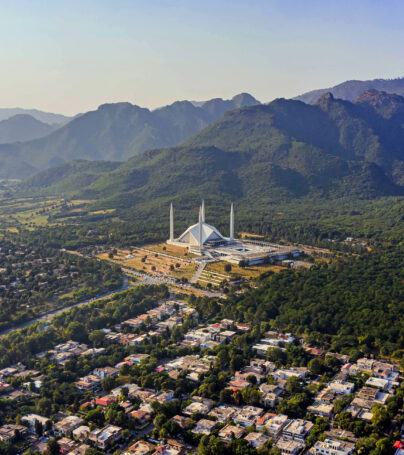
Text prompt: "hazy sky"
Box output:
[[2, 0, 404, 115]]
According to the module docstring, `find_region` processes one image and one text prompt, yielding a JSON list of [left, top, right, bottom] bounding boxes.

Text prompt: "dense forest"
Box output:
[[197, 247, 404, 361]]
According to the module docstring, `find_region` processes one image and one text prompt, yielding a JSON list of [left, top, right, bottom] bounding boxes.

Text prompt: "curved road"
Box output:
[[0, 276, 132, 337], [1, 264, 225, 337]]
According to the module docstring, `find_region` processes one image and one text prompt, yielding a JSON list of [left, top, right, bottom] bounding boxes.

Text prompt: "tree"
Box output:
[[308, 358, 323, 375], [85, 407, 105, 426], [286, 376, 303, 394], [246, 374, 257, 385], [66, 321, 87, 342], [267, 347, 287, 365], [34, 419, 43, 437], [215, 349, 230, 369], [47, 438, 61, 455], [198, 435, 227, 455], [89, 330, 105, 347], [37, 398, 52, 417], [371, 405, 389, 432], [85, 449, 105, 455], [373, 438, 391, 455], [224, 264, 232, 272], [102, 376, 116, 392], [0, 441, 16, 455]]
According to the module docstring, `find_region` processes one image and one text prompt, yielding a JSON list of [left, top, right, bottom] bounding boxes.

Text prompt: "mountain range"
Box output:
[[0, 114, 60, 144], [0, 107, 70, 124], [21, 90, 404, 219], [294, 77, 404, 104], [0, 93, 259, 179]]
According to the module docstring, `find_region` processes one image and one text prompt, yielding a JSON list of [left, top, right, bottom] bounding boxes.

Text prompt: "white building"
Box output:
[[314, 438, 355, 455], [282, 419, 314, 442], [329, 380, 355, 395], [167, 202, 299, 264]]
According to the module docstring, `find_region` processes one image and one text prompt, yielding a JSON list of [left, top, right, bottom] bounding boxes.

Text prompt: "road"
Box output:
[[0, 260, 224, 337], [0, 276, 132, 337]]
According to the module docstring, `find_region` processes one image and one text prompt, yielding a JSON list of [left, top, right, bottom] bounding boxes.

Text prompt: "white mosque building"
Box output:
[[167, 201, 299, 264], [167, 200, 234, 250]]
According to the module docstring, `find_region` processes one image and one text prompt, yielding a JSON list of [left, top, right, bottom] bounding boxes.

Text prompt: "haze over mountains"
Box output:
[[0, 115, 60, 144], [0, 93, 259, 178], [295, 77, 404, 104], [0, 107, 70, 124], [21, 89, 404, 216]]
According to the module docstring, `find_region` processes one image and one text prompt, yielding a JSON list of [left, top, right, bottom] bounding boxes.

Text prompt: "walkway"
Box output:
[[190, 262, 206, 284]]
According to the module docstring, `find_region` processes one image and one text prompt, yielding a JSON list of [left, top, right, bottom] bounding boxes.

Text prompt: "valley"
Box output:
[[0, 86, 403, 455]]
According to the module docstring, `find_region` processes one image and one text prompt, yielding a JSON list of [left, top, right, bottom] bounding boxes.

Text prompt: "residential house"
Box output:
[[192, 419, 217, 435], [72, 426, 90, 442], [0, 423, 28, 442], [75, 375, 101, 392], [95, 395, 118, 408], [314, 438, 355, 455], [21, 414, 50, 432], [54, 415, 84, 436], [282, 419, 314, 442], [67, 444, 90, 455], [92, 366, 119, 379], [245, 432, 270, 448], [276, 438, 304, 455], [152, 441, 185, 455], [256, 413, 276, 431], [265, 414, 289, 439], [209, 405, 238, 423], [218, 424, 245, 442], [130, 410, 152, 429], [307, 403, 334, 418], [88, 425, 122, 450], [125, 441, 155, 455], [329, 380, 355, 395], [233, 406, 264, 427], [171, 415, 188, 429]]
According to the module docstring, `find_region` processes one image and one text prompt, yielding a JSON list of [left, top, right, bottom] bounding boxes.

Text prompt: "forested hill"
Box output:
[[214, 247, 404, 359], [22, 88, 404, 200], [16, 89, 404, 246], [0, 93, 259, 179], [294, 76, 404, 104], [0, 114, 58, 144]]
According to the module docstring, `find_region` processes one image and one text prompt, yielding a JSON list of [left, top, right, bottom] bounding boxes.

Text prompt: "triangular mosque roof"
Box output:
[[176, 221, 225, 245]]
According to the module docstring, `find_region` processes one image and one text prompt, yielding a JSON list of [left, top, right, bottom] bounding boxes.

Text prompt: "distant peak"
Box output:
[[314, 92, 336, 109], [317, 91, 334, 102], [355, 89, 404, 103], [355, 89, 404, 118], [1, 113, 39, 122], [97, 102, 135, 111], [231, 92, 259, 107]]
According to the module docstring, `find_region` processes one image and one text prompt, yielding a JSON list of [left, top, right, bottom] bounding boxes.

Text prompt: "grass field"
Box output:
[[205, 261, 286, 280], [0, 198, 65, 229], [140, 242, 197, 258]]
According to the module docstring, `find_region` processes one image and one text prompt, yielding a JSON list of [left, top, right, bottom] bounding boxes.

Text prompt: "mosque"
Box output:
[[167, 201, 299, 265]]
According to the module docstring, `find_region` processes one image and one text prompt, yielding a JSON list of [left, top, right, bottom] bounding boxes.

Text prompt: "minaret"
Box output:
[[170, 202, 174, 241], [198, 206, 203, 246], [230, 203, 234, 240], [201, 199, 205, 222]]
